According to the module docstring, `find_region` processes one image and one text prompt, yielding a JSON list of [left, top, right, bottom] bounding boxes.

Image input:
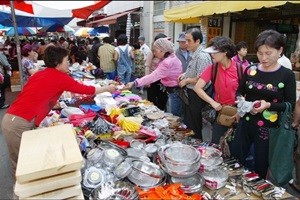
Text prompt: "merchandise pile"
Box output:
[[19, 78, 292, 200]]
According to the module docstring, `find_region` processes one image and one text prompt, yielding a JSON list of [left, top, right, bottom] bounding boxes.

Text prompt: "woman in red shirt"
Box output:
[[1, 45, 117, 175]]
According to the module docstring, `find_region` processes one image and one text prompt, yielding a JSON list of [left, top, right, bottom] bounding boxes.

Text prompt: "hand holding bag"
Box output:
[[216, 105, 237, 127], [268, 102, 295, 185]]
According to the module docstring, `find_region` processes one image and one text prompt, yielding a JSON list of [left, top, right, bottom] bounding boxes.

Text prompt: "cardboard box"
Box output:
[[15, 170, 81, 198], [11, 85, 21, 92], [16, 124, 83, 184]]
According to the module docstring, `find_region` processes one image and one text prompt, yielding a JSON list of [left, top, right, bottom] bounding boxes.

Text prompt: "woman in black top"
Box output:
[[231, 29, 296, 179]]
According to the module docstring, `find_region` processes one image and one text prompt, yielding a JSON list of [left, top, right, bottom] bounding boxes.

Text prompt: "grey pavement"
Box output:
[[0, 89, 18, 199], [0, 88, 299, 199]]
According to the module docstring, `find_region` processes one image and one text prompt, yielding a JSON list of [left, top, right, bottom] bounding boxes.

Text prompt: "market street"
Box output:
[[0, 88, 300, 199]]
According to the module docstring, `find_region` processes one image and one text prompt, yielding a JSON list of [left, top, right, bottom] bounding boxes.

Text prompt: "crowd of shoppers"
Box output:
[[1, 28, 299, 193]]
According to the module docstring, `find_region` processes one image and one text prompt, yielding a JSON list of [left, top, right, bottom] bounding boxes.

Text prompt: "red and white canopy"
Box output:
[[0, 0, 111, 19]]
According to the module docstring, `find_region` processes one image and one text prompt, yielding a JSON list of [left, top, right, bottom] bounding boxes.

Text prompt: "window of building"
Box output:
[[154, 1, 165, 16]]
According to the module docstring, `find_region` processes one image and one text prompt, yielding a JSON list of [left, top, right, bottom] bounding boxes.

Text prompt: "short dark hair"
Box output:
[[117, 34, 128, 45], [44, 46, 70, 68], [109, 36, 115, 44], [235, 41, 248, 51], [154, 33, 167, 41], [59, 37, 66, 42], [102, 37, 110, 43], [69, 41, 76, 46], [50, 40, 57, 44], [254, 29, 285, 53], [132, 43, 140, 49], [93, 37, 100, 42], [186, 28, 203, 44], [208, 36, 236, 58], [74, 51, 86, 64]]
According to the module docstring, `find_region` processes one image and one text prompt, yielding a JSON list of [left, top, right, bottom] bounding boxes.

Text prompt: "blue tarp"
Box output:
[[88, 26, 109, 36], [0, 11, 72, 27]]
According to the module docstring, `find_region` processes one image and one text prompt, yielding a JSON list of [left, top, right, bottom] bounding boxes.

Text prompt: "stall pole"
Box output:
[[10, 0, 24, 89]]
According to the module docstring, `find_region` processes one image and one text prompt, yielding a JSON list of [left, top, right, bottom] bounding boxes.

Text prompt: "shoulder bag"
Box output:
[[268, 102, 296, 185], [216, 62, 244, 127]]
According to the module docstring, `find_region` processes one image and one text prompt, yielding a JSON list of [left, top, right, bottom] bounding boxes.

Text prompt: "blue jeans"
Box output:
[[106, 70, 117, 80], [168, 90, 182, 117], [117, 68, 131, 84]]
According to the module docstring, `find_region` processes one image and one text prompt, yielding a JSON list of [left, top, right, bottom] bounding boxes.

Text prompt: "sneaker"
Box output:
[[0, 104, 9, 109]]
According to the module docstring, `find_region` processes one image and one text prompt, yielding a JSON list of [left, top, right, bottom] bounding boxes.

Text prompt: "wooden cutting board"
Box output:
[[16, 124, 83, 183], [15, 170, 81, 198], [20, 184, 82, 200]]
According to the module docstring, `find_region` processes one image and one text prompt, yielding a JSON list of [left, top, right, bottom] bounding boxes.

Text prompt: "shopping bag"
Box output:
[[268, 102, 295, 185], [219, 127, 235, 158]]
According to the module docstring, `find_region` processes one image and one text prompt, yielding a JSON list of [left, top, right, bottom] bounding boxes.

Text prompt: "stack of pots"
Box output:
[[157, 143, 204, 194], [197, 146, 228, 190]]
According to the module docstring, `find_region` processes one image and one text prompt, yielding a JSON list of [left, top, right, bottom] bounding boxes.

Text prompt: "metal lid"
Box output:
[[114, 161, 132, 179]]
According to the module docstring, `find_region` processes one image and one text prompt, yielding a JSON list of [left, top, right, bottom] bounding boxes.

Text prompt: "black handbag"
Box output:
[[201, 80, 216, 124], [201, 104, 217, 124], [268, 102, 296, 185]]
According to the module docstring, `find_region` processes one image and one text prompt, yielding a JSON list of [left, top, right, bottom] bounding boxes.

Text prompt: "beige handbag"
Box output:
[[216, 105, 237, 127]]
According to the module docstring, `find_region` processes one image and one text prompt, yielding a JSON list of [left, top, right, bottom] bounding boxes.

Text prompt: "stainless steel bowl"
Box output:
[[127, 160, 165, 187], [126, 147, 148, 159], [169, 172, 205, 194], [164, 144, 200, 164], [157, 144, 201, 174], [156, 154, 199, 178], [197, 146, 222, 159]]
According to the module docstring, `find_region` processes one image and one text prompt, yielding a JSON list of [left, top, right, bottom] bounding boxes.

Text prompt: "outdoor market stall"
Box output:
[[13, 62, 296, 200]]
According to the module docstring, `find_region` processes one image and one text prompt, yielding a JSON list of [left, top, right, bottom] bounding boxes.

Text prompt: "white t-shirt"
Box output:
[[278, 54, 292, 70], [115, 44, 132, 61], [140, 43, 151, 61]]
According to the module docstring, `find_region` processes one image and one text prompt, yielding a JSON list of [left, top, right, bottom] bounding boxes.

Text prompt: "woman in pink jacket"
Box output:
[[125, 38, 183, 116]]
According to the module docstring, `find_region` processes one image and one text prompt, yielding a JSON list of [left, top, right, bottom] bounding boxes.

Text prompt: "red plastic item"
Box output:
[[254, 101, 261, 108], [111, 140, 130, 148]]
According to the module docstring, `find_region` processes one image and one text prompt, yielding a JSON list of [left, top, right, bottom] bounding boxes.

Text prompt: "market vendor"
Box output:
[[1, 45, 117, 176], [125, 38, 183, 117]]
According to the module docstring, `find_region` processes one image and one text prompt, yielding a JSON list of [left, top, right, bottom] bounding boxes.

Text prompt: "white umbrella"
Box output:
[[126, 13, 131, 44], [74, 27, 92, 37]]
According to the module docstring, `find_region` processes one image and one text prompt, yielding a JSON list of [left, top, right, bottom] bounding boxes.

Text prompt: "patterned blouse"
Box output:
[[22, 57, 35, 84], [133, 49, 145, 78]]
